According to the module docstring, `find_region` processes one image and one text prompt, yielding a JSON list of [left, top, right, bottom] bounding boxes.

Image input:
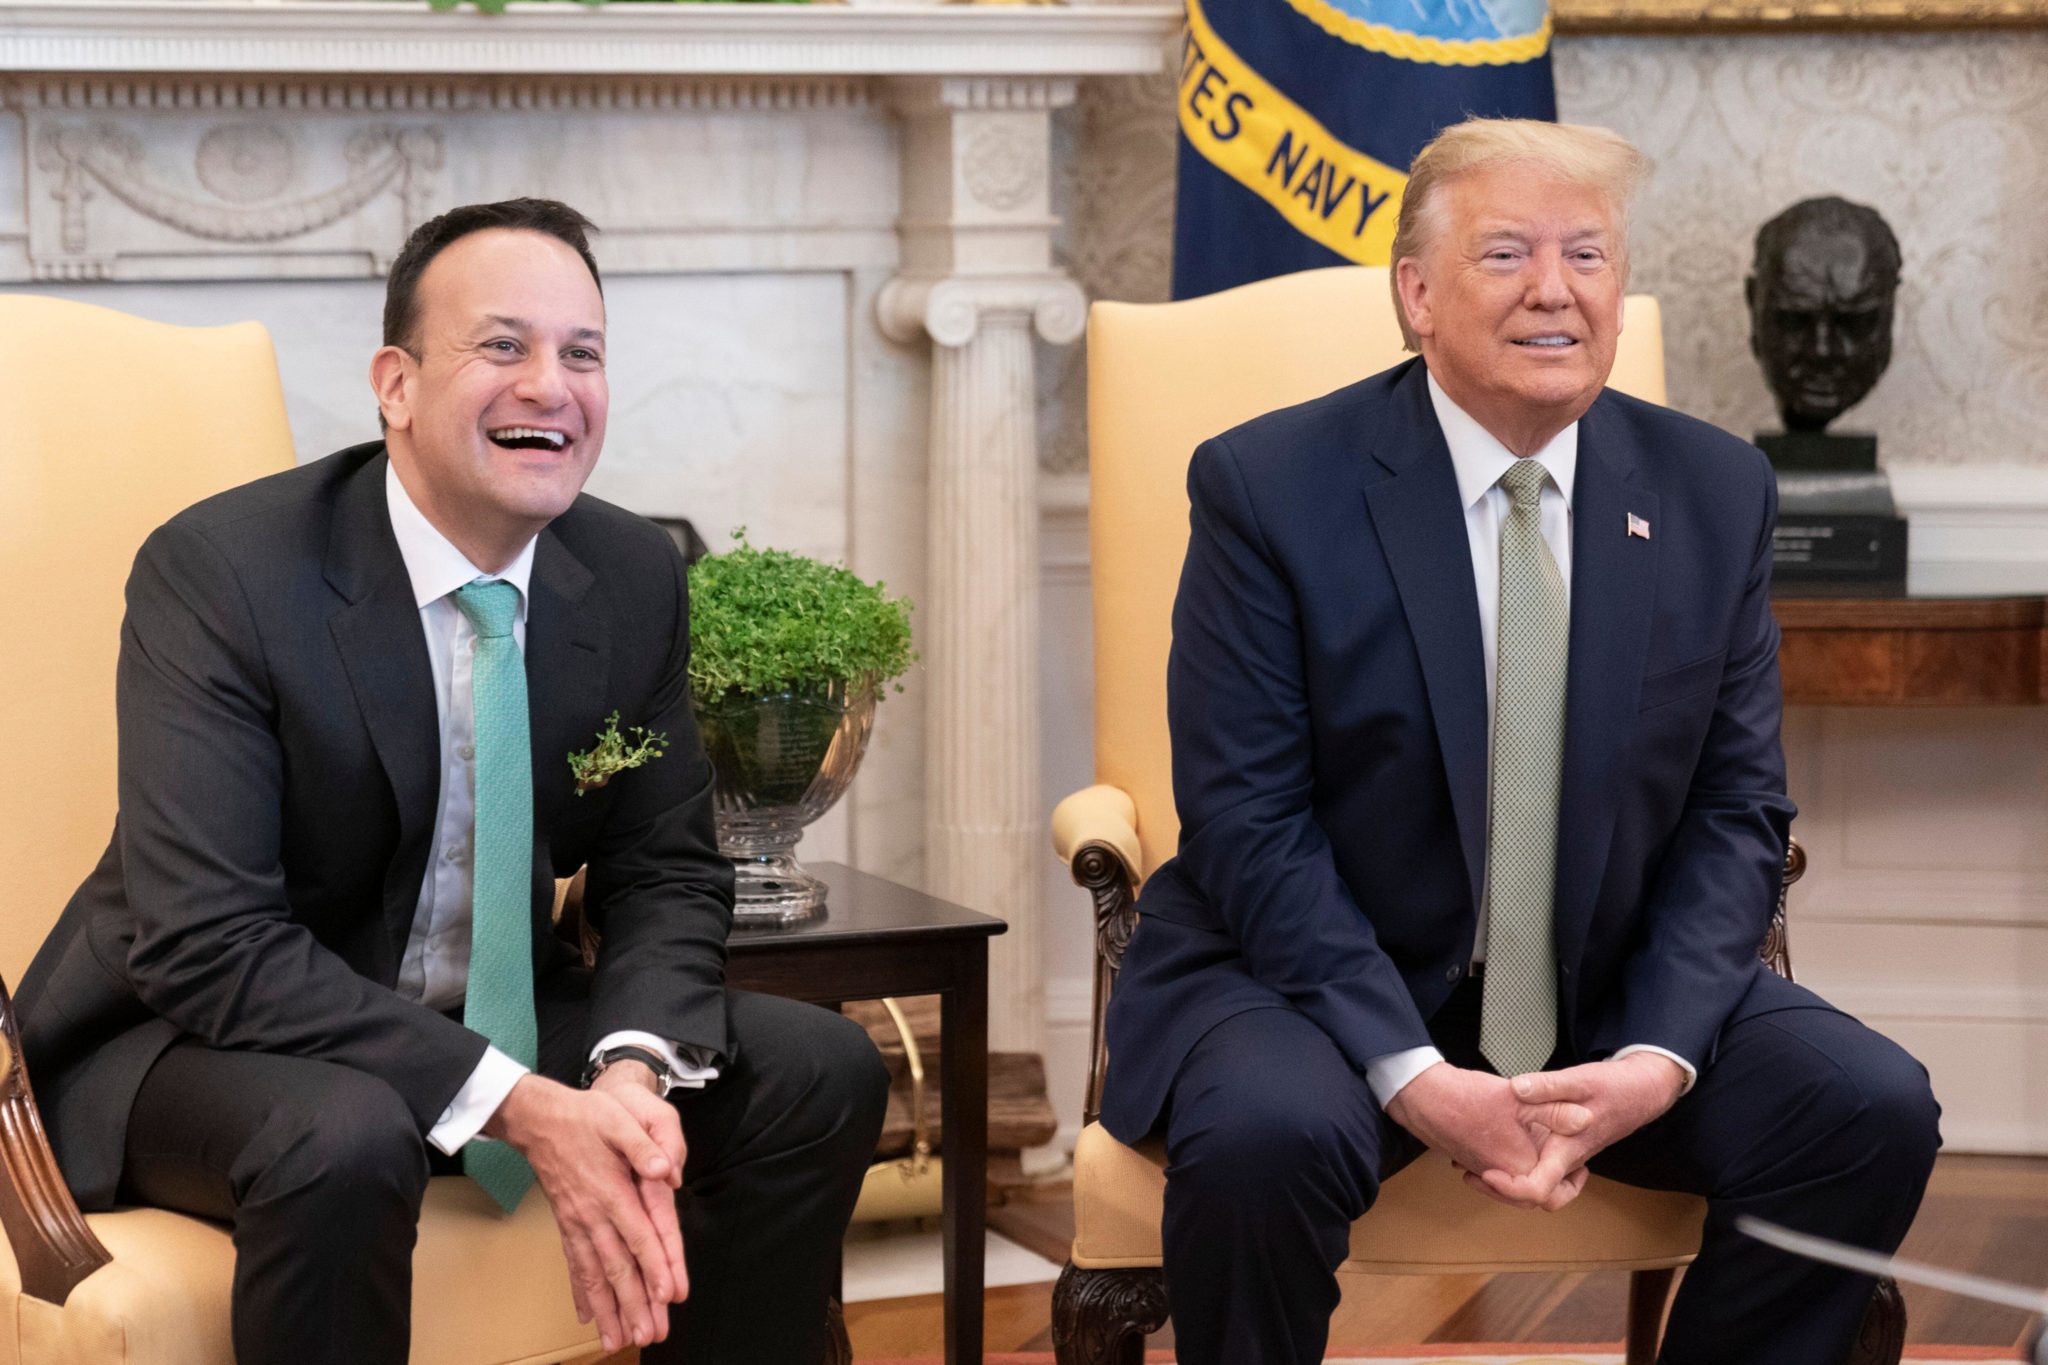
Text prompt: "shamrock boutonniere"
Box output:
[[568, 711, 669, 795]]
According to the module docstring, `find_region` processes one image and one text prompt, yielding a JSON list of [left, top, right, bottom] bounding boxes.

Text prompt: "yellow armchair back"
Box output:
[[0, 296, 296, 984], [1084, 265, 1667, 879]]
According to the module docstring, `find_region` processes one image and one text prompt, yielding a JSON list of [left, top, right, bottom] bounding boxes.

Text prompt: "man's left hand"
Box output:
[[1466, 1053, 1688, 1209], [587, 1063, 689, 1326]]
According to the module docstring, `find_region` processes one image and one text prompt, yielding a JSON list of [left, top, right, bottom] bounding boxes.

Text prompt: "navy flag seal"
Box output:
[[1172, 0, 1558, 300]]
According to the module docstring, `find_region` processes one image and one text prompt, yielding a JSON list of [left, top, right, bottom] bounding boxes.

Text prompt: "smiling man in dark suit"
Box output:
[[17, 198, 888, 1364], [1100, 120, 1941, 1365]]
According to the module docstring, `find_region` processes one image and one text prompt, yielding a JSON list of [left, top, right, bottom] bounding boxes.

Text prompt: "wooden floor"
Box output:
[[841, 1153, 2048, 1360]]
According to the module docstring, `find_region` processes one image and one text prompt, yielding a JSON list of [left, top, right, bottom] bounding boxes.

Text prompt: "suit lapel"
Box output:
[[324, 449, 442, 962], [1363, 363, 1490, 916], [526, 529, 610, 845], [1553, 396, 1660, 989]]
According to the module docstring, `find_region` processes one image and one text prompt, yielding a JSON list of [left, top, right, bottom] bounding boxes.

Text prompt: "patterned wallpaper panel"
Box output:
[[1047, 32, 2048, 471]]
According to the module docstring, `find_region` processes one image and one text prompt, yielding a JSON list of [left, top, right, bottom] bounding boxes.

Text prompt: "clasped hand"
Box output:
[[485, 1066, 687, 1354], [1385, 1053, 1685, 1212]]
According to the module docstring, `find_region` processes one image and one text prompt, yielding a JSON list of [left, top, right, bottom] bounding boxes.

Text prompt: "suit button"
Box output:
[[1445, 964, 1462, 983]]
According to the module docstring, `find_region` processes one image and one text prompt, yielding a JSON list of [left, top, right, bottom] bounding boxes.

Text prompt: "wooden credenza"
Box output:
[[1774, 595, 2047, 705]]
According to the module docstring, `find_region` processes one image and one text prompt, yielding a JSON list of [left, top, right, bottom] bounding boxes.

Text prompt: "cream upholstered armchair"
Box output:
[[0, 296, 606, 1365], [1047, 267, 1904, 1365]]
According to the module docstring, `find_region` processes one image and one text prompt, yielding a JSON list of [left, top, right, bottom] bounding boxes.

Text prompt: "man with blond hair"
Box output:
[[1101, 119, 1939, 1364]]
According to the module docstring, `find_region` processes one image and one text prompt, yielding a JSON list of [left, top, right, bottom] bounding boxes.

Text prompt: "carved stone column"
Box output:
[[880, 77, 1085, 1058]]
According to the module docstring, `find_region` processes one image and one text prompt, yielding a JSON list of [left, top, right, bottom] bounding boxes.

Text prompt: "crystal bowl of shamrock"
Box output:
[[689, 534, 914, 925]]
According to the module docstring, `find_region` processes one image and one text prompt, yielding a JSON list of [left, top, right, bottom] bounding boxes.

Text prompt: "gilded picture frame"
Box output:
[[1554, 0, 2048, 30]]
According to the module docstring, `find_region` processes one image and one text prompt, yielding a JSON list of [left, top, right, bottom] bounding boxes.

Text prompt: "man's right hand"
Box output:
[[484, 1074, 684, 1354], [1382, 1062, 1574, 1208]]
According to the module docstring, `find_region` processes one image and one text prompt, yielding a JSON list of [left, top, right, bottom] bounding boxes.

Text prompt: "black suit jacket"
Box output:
[[19, 443, 734, 1208], [1100, 359, 1797, 1144]]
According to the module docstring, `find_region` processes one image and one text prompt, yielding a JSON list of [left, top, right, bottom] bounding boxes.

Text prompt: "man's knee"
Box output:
[[1848, 1038, 1942, 1191], [244, 1070, 428, 1212], [810, 1007, 891, 1146], [1750, 1018, 1941, 1202], [1168, 1094, 1376, 1217], [747, 1001, 890, 1161]]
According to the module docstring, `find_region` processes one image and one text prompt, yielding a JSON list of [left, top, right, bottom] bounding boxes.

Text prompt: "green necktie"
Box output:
[[453, 580, 538, 1213], [1480, 459, 1567, 1079]]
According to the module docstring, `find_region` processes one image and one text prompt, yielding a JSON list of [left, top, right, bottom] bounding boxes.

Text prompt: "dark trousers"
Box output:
[[1157, 971, 1941, 1365], [117, 978, 890, 1365]]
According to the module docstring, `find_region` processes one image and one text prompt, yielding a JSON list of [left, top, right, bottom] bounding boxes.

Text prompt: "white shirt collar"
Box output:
[[384, 457, 536, 616], [1425, 369, 1579, 514]]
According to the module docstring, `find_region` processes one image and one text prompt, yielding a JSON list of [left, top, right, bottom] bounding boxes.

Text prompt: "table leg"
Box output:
[[940, 945, 988, 1364]]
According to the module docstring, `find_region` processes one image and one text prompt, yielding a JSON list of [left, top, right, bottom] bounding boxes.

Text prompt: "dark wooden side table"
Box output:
[[725, 862, 1005, 1365], [1774, 594, 2047, 705]]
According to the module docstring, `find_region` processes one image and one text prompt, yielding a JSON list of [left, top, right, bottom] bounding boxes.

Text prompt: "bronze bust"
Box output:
[[1745, 196, 1902, 433]]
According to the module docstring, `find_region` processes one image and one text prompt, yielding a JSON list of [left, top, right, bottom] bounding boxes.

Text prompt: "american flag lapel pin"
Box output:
[[1627, 512, 1651, 541]]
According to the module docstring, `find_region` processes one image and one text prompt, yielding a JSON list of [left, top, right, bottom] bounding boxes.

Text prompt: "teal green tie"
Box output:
[[453, 580, 538, 1213], [1480, 459, 1567, 1079]]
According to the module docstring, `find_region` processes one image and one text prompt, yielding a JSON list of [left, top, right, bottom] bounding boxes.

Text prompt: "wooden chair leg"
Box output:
[[1846, 1277, 1908, 1365], [1051, 1263, 1169, 1365], [1624, 1266, 1677, 1365]]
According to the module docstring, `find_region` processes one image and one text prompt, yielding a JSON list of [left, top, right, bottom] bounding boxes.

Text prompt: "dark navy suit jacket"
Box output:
[[1100, 357, 1797, 1145]]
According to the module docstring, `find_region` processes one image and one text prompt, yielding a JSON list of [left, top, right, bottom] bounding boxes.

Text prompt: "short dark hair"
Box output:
[[382, 198, 603, 355]]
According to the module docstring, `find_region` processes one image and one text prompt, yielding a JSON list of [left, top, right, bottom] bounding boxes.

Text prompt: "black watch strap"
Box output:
[[582, 1044, 674, 1094]]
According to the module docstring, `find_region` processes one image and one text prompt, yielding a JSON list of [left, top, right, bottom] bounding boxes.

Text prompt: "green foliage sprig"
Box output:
[[568, 710, 669, 794], [687, 531, 916, 709]]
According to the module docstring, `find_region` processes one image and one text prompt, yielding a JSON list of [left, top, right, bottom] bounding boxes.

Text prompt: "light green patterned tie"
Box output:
[[1480, 459, 1567, 1079], [453, 580, 538, 1213]]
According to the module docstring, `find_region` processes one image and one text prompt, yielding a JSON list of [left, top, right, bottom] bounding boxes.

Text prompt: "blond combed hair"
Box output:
[[1389, 118, 1650, 351]]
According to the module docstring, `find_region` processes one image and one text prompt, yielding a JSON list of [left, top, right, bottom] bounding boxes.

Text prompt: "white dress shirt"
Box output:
[[1361, 376, 1696, 1108], [385, 464, 717, 1156]]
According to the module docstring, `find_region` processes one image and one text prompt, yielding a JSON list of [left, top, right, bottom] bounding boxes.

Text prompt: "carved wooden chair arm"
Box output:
[[1054, 784, 1144, 1127], [0, 974, 112, 1306], [1052, 784, 1143, 881]]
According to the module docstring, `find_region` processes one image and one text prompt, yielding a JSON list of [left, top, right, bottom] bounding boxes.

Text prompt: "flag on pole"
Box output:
[[1171, 0, 1558, 299]]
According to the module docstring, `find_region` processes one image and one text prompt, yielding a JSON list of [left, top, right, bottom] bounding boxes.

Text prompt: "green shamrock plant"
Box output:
[[568, 710, 669, 795]]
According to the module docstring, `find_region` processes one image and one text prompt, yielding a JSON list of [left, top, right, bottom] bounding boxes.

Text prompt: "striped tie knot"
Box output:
[[1499, 457, 1548, 509], [454, 580, 520, 639]]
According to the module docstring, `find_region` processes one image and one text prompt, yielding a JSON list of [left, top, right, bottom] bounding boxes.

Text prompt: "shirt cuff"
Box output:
[[592, 1030, 721, 1090], [1612, 1043, 1698, 1096], [1365, 1045, 1446, 1108], [428, 1044, 530, 1156]]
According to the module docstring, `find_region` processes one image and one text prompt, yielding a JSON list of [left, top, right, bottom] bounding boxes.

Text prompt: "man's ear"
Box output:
[[1395, 257, 1434, 340], [369, 345, 415, 433]]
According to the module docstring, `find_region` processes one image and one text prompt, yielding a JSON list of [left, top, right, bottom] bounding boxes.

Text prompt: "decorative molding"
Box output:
[[3, 73, 875, 113], [34, 122, 439, 249], [0, 1, 1184, 78], [894, 75, 1083, 112], [1045, 975, 1095, 1028], [1820, 981, 2048, 1024], [1556, 0, 2048, 31], [877, 273, 1087, 348], [195, 124, 294, 204], [963, 124, 1044, 211]]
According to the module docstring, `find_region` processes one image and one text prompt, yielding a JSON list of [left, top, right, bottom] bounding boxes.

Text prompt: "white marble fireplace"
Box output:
[[0, 0, 1184, 1064]]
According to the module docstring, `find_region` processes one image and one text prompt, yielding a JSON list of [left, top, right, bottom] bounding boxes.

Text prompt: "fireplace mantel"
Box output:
[[0, 0, 1181, 76]]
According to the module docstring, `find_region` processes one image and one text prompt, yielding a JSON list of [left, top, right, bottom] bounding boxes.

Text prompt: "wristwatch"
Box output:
[[581, 1044, 679, 1098]]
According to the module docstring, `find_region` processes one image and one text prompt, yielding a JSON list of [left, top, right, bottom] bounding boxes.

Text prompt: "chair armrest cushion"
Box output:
[[1052, 784, 1142, 880]]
